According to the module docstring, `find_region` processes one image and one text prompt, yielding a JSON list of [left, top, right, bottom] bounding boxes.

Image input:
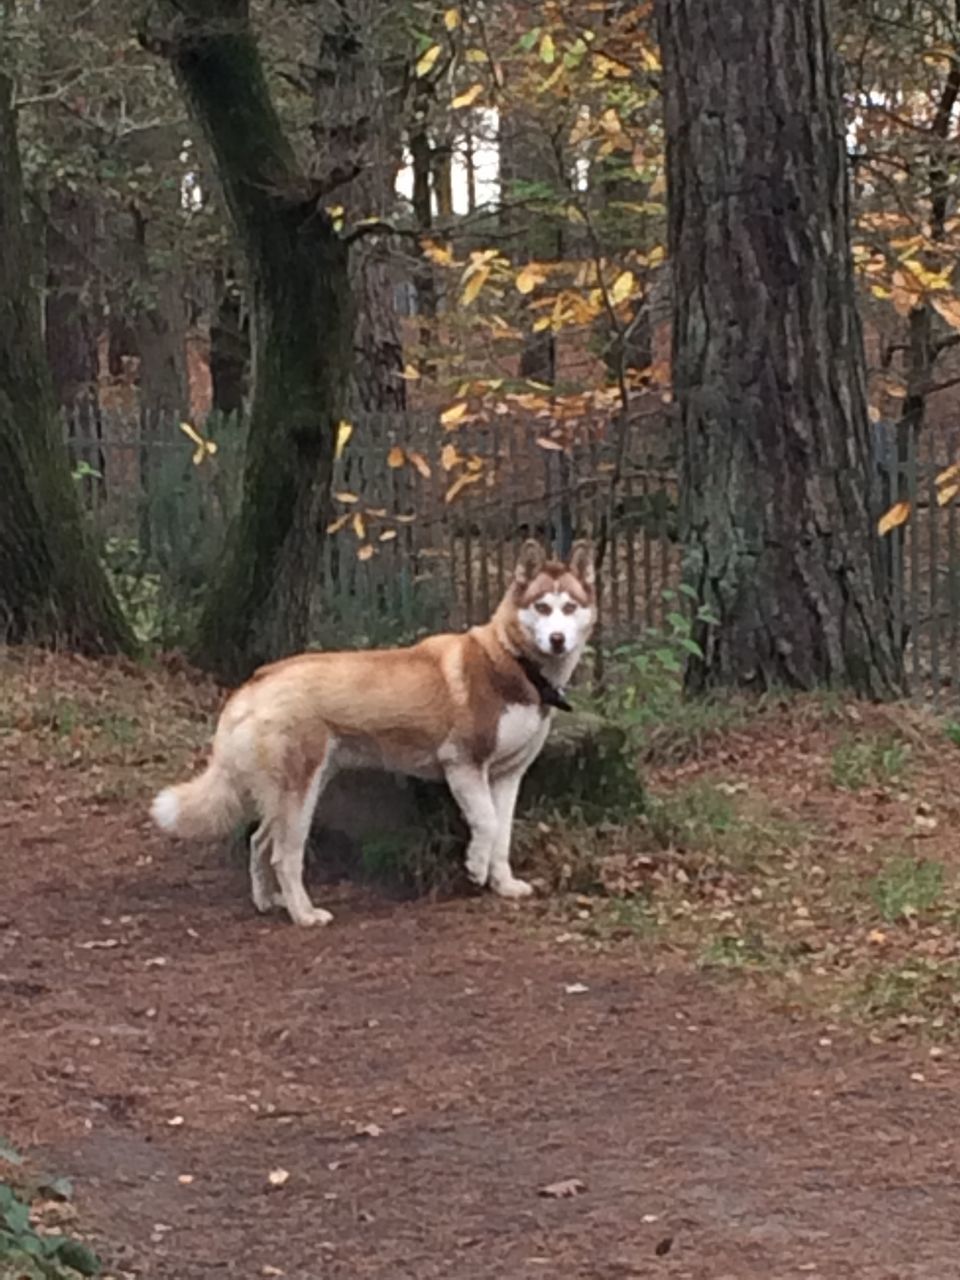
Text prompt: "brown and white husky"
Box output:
[[150, 540, 597, 926]]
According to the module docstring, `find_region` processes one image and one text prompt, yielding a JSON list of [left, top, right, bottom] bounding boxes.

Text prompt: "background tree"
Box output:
[[0, 67, 135, 655], [655, 0, 903, 696]]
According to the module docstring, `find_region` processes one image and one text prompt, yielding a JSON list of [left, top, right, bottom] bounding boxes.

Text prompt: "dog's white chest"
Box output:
[[494, 703, 547, 765]]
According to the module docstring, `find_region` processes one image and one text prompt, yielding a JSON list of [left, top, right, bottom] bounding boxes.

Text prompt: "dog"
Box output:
[[150, 540, 597, 925]]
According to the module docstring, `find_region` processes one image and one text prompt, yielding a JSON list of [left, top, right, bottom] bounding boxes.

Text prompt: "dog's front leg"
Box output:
[[488, 769, 533, 898], [444, 764, 498, 888]]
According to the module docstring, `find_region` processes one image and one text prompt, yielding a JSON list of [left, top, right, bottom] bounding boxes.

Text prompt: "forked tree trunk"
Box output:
[[143, 0, 354, 682], [0, 72, 134, 654], [656, 0, 903, 697]]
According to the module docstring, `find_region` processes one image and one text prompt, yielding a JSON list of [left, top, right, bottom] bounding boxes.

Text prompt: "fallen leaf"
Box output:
[[564, 982, 589, 994], [655, 1236, 674, 1257], [267, 1168, 290, 1188], [539, 1177, 586, 1198], [177, 1174, 194, 1185], [356, 1123, 383, 1138]]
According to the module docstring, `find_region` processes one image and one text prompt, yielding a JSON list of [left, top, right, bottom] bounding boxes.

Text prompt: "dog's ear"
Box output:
[[568, 540, 595, 587], [514, 540, 546, 585]]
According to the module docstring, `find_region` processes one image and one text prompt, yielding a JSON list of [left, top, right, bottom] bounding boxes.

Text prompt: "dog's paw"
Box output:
[[289, 906, 334, 927], [465, 858, 491, 888], [490, 875, 534, 900]]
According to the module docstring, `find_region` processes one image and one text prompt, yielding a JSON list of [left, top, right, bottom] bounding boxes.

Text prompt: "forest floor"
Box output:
[[3, 648, 960, 1279]]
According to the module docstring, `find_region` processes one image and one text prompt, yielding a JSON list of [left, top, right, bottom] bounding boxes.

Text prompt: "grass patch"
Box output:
[[847, 960, 960, 1030], [869, 856, 945, 924], [830, 733, 910, 791], [644, 780, 802, 874]]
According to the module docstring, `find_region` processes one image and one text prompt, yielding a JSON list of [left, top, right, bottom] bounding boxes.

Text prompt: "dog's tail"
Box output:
[[150, 762, 243, 841]]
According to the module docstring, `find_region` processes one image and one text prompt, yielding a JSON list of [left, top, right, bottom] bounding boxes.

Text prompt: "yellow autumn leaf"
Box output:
[[452, 84, 483, 109], [539, 32, 556, 64], [536, 436, 564, 451], [938, 483, 960, 507], [352, 512, 366, 539], [416, 44, 441, 77], [609, 270, 635, 305], [401, 363, 420, 380], [465, 47, 487, 63], [515, 264, 546, 295], [878, 501, 911, 535], [462, 265, 490, 305], [441, 443, 461, 471], [937, 461, 960, 487], [440, 401, 469, 428], [445, 471, 483, 503], [387, 445, 406, 468], [379, 529, 398, 542], [327, 513, 351, 534], [357, 544, 375, 561], [422, 239, 454, 266], [179, 420, 218, 466], [443, 7, 460, 30], [407, 450, 432, 478], [335, 420, 353, 460], [334, 491, 359, 503]]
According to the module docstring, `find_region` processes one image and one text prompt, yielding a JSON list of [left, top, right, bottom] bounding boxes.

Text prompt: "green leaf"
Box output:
[[518, 26, 541, 52], [54, 1238, 102, 1275], [678, 636, 704, 658]]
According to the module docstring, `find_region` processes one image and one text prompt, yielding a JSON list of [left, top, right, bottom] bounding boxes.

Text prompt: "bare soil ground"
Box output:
[[2, 650, 960, 1280]]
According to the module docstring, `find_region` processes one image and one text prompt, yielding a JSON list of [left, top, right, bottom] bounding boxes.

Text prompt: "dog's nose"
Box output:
[[549, 632, 566, 654]]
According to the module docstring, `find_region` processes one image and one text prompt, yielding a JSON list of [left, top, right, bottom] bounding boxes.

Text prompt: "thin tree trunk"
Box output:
[[0, 71, 134, 654], [142, 0, 354, 682], [656, 0, 902, 697]]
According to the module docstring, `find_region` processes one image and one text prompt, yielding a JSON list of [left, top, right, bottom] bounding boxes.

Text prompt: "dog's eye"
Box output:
[[535, 602, 552, 616], [562, 602, 577, 616]]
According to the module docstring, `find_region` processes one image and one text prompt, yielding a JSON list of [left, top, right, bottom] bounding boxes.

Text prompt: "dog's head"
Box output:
[[510, 540, 597, 661]]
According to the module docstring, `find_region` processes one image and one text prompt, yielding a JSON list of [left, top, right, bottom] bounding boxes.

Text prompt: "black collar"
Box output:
[[517, 655, 573, 712]]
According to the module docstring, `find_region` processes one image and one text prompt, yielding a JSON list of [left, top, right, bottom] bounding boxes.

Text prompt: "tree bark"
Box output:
[[0, 71, 134, 655], [143, 0, 354, 682], [311, 0, 407, 411], [209, 263, 248, 415], [656, 0, 902, 698]]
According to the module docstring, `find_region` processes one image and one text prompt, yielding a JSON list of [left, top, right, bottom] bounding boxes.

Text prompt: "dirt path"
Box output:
[[3, 779, 960, 1280]]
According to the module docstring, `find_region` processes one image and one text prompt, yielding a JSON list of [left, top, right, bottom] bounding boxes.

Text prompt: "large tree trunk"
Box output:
[[0, 72, 134, 655], [143, 0, 353, 683], [656, 0, 902, 698], [311, 0, 407, 411]]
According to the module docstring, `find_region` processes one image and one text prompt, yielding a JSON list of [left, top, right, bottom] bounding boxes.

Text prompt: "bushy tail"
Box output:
[[150, 763, 243, 841]]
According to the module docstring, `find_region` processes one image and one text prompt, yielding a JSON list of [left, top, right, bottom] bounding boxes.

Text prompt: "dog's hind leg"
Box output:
[[487, 769, 533, 899], [270, 751, 337, 927], [444, 764, 498, 888], [248, 821, 282, 913]]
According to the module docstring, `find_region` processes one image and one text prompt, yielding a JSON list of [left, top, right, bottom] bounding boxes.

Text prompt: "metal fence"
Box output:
[[63, 405, 960, 707], [63, 406, 681, 653]]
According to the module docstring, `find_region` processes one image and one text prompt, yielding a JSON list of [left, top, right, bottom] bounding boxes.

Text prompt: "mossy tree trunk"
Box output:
[[143, 0, 354, 682], [0, 71, 135, 655], [656, 0, 903, 698]]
